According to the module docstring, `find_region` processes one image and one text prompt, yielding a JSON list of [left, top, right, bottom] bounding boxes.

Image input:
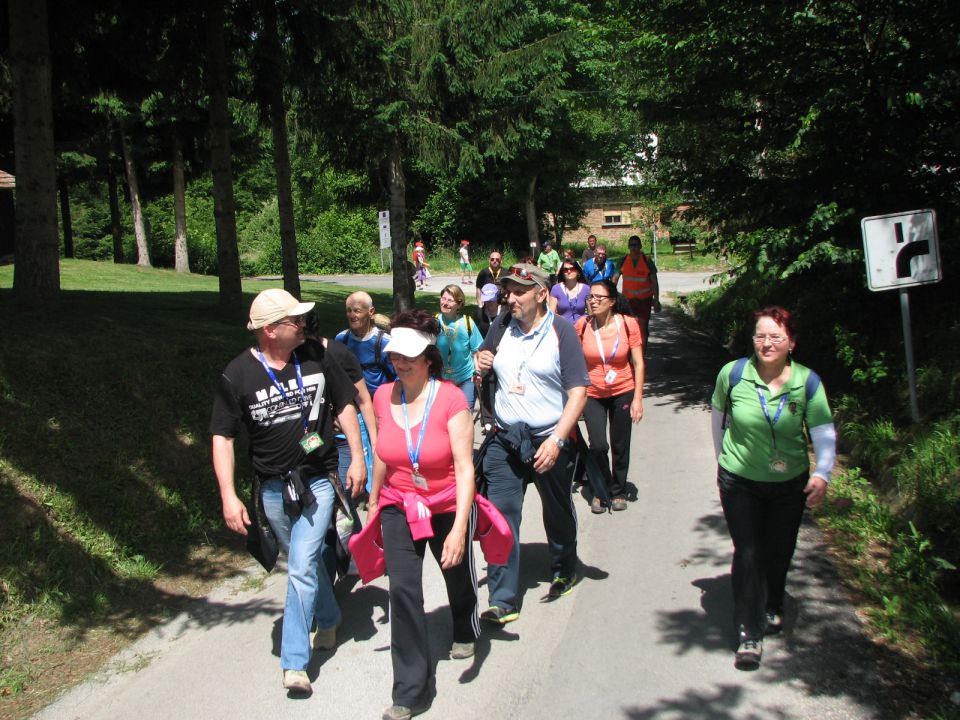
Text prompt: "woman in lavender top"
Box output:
[[549, 260, 590, 323]]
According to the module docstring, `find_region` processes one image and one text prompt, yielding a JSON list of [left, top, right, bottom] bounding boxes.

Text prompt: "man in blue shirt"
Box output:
[[336, 292, 396, 493], [582, 245, 615, 283]]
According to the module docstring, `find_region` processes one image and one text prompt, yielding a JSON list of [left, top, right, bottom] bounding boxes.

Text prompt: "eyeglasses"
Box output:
[[489, 256, 502, 262], [587, 294, 610, 301], [628, 244, 641, 248], [752, 334, 787, 345], [275, 317, 306, 328], [562, 266, 577, 273]]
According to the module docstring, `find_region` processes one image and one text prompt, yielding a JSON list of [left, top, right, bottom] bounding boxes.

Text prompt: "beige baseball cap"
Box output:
[[247, 289, 315, 330]]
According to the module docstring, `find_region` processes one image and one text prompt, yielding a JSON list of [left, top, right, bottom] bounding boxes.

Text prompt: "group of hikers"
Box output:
[[210, 234, 836, 718]]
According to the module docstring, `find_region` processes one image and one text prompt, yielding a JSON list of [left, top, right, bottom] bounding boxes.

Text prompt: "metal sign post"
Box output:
[[861, 209, 942, 422], [651, 223, 658, 265]]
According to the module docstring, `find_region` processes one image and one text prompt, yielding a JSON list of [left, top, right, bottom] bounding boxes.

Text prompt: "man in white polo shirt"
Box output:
[[474, 264, 588, 625]]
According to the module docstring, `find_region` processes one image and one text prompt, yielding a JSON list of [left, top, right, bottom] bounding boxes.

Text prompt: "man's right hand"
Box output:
[[222, 494, 251, 536], [475, 349, 495, 375]]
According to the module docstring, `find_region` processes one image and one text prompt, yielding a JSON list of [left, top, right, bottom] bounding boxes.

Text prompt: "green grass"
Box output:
[[0, 260, 391, 637]]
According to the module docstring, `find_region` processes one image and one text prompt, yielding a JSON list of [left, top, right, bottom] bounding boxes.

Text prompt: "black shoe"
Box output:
[[547, 573, 578, 599], [764, 610, 783, 635], [480, 606, 519, 626], [734, 636, 762, 669]]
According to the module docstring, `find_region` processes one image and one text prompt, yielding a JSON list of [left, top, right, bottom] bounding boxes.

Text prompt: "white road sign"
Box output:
[[861, 209, 942, 291], [378, 210, 391, 250]]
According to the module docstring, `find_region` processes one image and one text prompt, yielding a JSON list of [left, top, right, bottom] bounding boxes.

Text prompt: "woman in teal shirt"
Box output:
[[710, 306, 836, 670], [437, 284, 484, 409]]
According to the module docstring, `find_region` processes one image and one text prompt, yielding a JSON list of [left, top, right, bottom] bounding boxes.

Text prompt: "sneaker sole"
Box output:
[[480, 610, 519, 626]]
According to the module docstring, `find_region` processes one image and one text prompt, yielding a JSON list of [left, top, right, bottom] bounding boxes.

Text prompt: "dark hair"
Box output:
[[390, 309, 444, 378], [753, 306, 796, 339], [590, 279, 631, 316], [627, 234, 643, 247], [559, 260, 586, 284]]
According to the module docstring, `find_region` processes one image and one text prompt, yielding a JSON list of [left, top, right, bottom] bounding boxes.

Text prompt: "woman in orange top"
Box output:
[[575, 279, 645, 512]]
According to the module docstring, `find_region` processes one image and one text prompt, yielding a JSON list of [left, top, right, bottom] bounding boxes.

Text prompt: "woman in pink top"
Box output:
[[575, 279, 645, 513], [370, 309, 477, 720]]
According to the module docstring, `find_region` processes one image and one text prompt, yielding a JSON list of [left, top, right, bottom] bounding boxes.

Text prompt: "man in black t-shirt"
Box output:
[[475, 250, 504, 304], [210, 289, 365, 695]]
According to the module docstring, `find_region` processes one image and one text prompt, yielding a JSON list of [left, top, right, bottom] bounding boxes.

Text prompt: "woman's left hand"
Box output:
[[804, 475, 828, 507], [440, 527, 467, 569], [630, 397, 644, 423]]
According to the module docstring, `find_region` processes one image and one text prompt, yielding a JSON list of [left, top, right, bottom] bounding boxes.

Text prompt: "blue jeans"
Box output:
[[336, 415, 374, 494], [261, 475, 340, 671], [481, 434, 578, 612], [457, 377, 476, 410]]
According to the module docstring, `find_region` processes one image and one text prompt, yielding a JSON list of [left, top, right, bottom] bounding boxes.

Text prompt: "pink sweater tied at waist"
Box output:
[[347, 484, 514, 584]]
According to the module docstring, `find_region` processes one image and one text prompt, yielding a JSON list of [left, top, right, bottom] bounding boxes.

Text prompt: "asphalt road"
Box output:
[[254, 270, 722, 298], [35, 281, 888, 720]]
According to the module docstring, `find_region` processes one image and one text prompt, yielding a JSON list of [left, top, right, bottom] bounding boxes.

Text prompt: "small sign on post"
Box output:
[[861, 209, 943, 422], [378, 210, 391, 269]]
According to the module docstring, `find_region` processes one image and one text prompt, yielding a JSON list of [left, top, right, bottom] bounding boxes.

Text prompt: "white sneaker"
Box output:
[[282, 669, 312, 694]]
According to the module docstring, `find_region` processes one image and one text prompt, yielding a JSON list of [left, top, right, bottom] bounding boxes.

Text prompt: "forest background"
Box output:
[[1, 1, 959, 717]]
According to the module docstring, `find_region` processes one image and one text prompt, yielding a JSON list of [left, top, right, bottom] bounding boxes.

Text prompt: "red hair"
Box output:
[[753, 306, 796, 338]]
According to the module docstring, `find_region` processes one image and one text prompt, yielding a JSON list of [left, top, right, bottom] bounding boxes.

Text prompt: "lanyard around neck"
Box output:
[[438, 315, 459, 369], [592, 314, 622, 372], [756, 386, 789, 450], [401, 377, 438, 475], [256, 350, 309, 435], [516, 311, 554, 381]]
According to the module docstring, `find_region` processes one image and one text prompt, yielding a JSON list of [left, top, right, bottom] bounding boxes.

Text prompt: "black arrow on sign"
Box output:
[[894, 221, 930, 279]]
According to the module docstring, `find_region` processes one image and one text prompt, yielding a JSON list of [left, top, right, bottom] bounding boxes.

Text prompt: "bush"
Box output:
[[241, 201, 380, 275]]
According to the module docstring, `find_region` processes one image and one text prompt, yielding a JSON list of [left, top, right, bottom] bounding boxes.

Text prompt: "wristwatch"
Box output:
[[549, 434, 566, 449]]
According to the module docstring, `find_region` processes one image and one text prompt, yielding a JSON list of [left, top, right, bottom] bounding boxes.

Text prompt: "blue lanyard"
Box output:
[[401, 378, 438, 474], [756, 387, 788, 449], [257, 350, 309, 435]]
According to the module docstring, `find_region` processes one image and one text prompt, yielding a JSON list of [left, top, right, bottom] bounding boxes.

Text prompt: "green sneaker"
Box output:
[[547, 574, 578, 599], [480, 606, 519, 626]]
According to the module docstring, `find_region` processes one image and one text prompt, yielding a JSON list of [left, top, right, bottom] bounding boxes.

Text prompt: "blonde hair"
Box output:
[[440, 284, 466, 307]]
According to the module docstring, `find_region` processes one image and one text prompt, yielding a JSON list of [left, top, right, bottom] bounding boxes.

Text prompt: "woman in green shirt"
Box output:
[[710, 306, 836, 669], [537, 241, 561, 286]]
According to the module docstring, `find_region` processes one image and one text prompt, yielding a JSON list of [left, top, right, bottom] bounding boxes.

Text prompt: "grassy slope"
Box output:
[[0, 260, 393, 718]]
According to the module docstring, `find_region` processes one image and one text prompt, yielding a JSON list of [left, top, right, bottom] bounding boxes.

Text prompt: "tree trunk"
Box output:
[[525, 174, 539, 259], [106, 158, 123, 263], [260, 0, 300, 297], [57, 175, 74, 258], [172, 131, 190, 273], [119, 121, 151, 267], [9, 0, 60, 305], [388, 138, 414, 312], [205, 0, 244, 318]]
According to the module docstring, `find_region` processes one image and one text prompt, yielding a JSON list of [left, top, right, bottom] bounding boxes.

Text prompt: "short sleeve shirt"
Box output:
[[482, 312, 589, 436], [374, 380, 469, 495], [583, 258, 615, 283], [335, 328, 396, 396], [711, 358, 833, 482], [575, 313, 642, 398], [550, 283, 590, 323], [209, 339, 358, 478], [436, 314, 484, 384]]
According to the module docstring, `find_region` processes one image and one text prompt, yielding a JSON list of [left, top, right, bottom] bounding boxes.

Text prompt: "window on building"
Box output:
[[602, 209, 631, 227]]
